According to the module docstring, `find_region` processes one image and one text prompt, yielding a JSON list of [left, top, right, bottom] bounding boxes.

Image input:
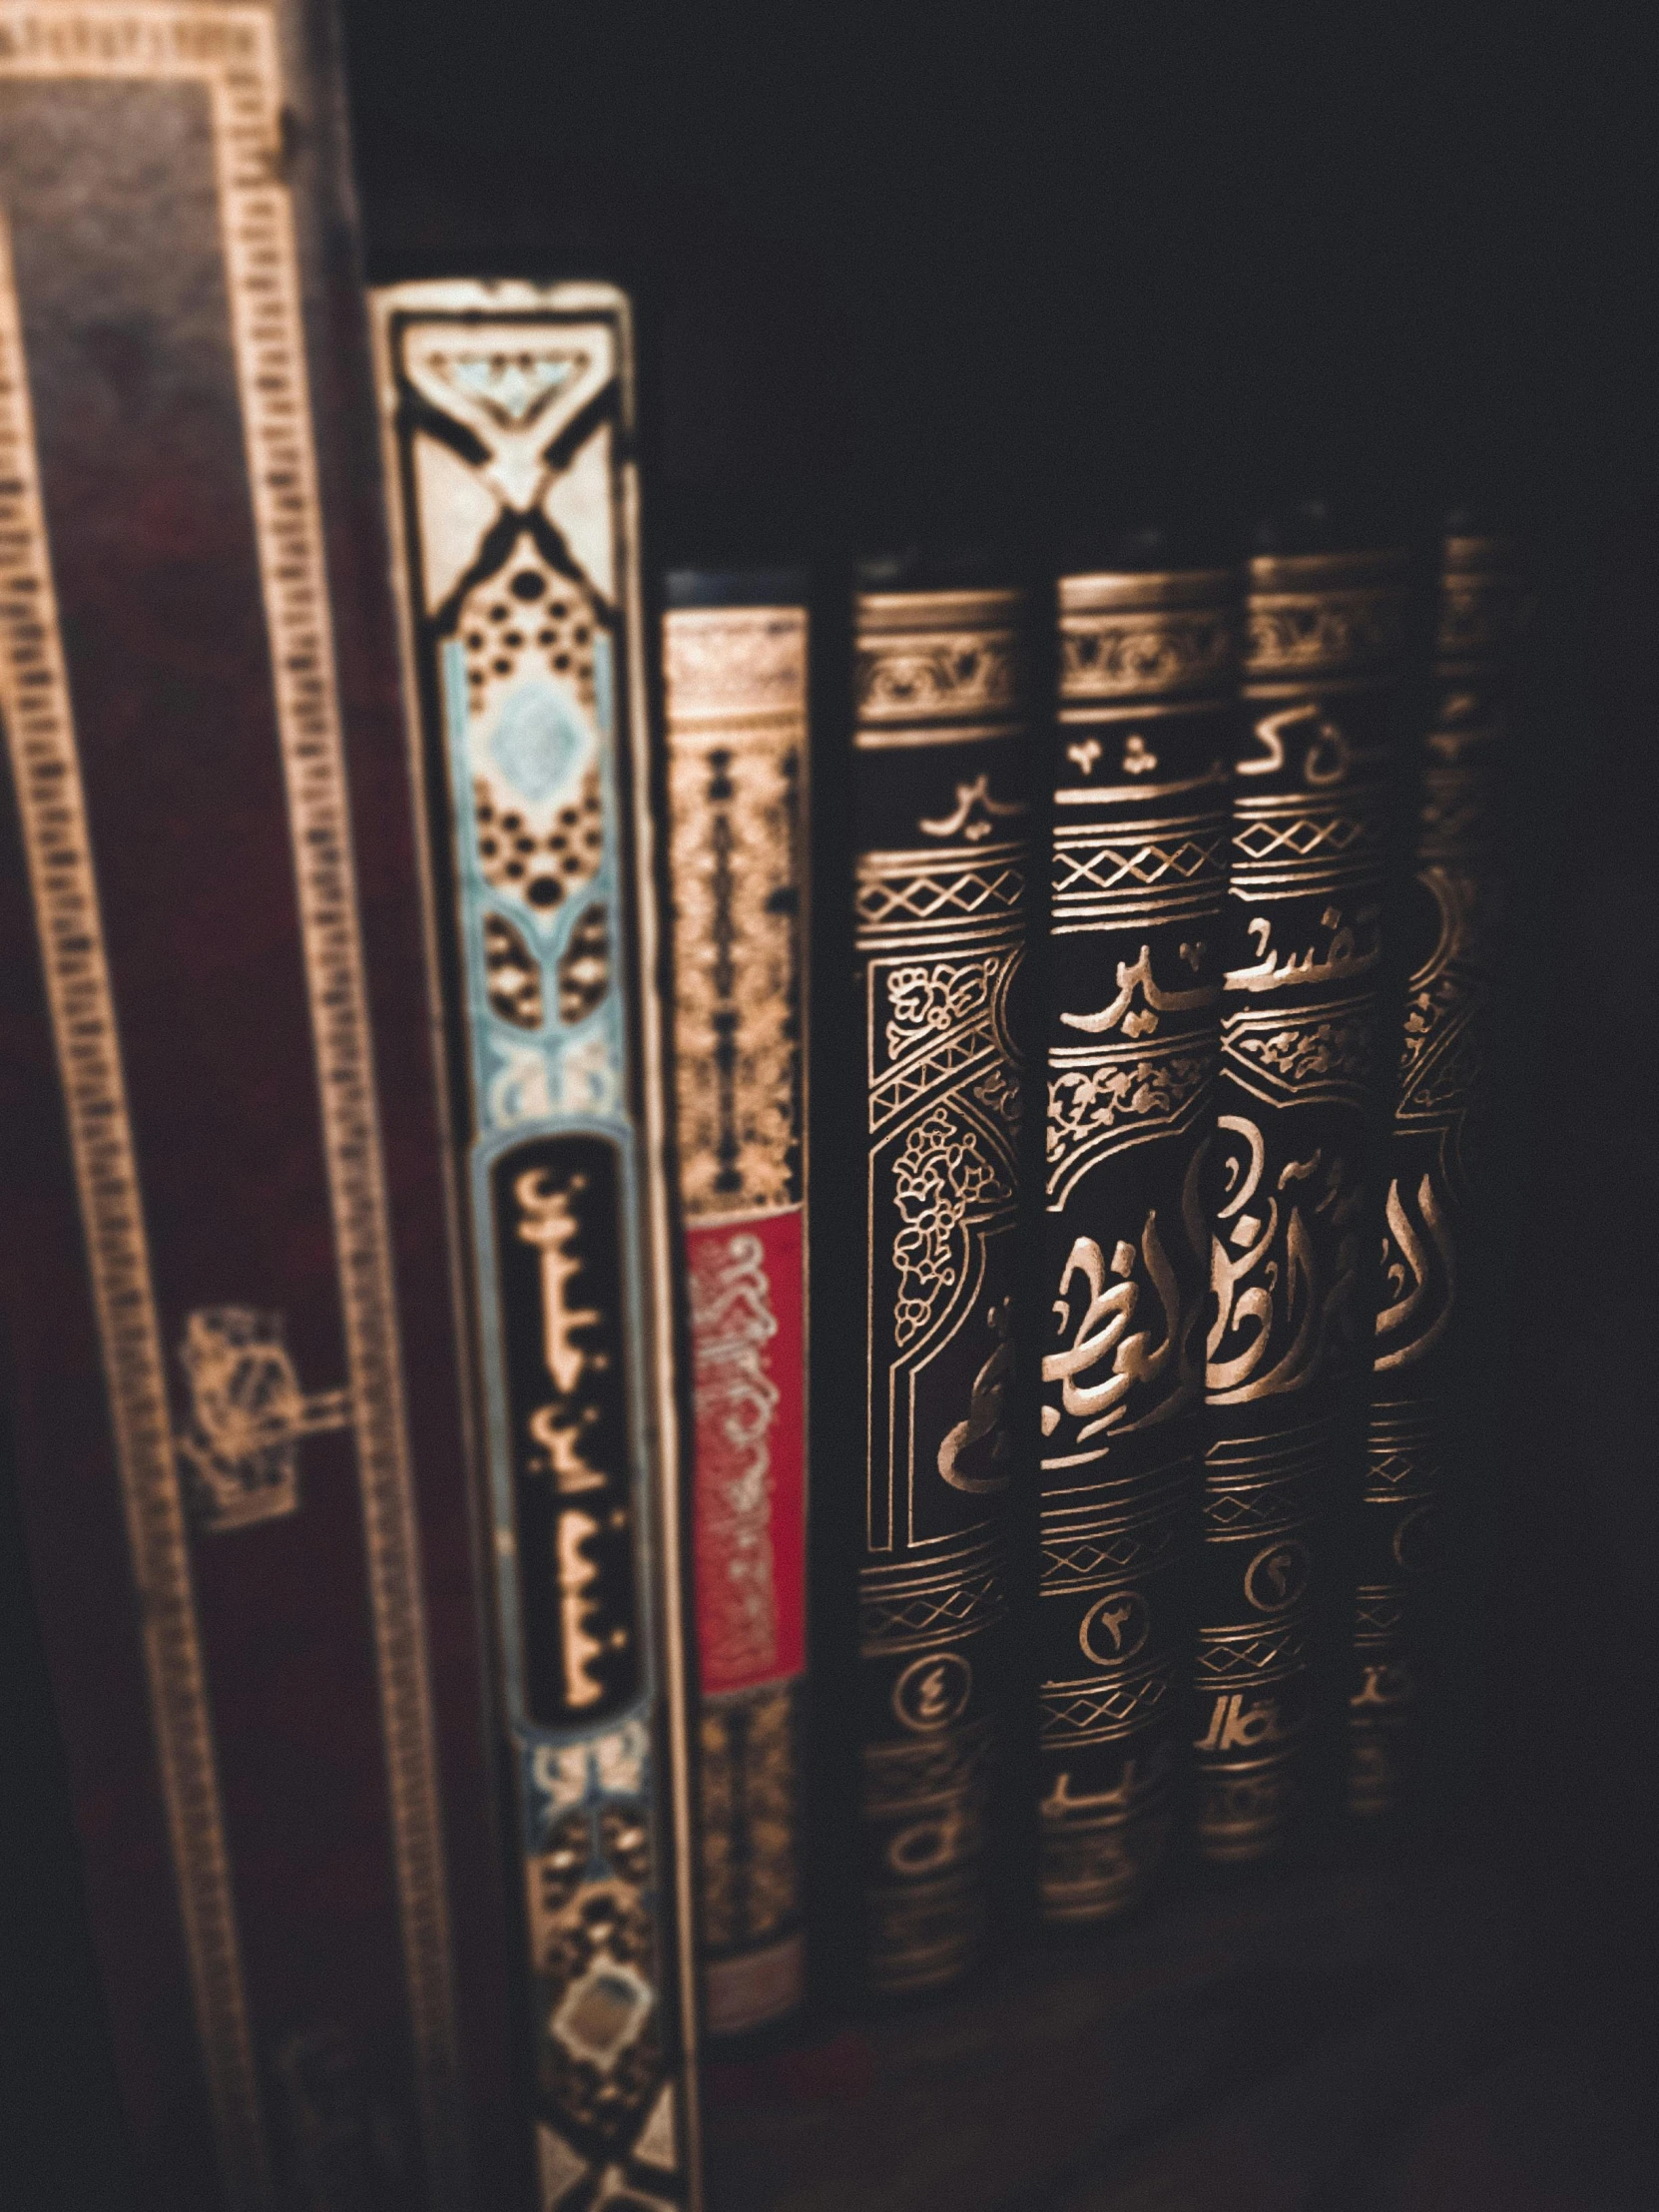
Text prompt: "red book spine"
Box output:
[[664, 590, 812, 2037]]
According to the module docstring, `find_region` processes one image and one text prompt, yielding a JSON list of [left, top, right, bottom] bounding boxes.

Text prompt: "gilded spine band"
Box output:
[[663, 589, 811, 2035], [1196, 545, 1416, 1864], [372, 282, 700, 2210], [1349, 533, 1528, 1819], [1036, 566, 1239, 1922], [850, 582, 1033, 1992]]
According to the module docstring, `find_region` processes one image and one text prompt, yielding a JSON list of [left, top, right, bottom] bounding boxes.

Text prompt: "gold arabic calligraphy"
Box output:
[[1041, 1146, 1208, 1444], [938, 1297, 1014, 1492], [1225, 903, 1381, 995], [1206, 1115, 1366, 1402], [515, 1168, 619, 1708], [1373, 1170, 1457, 1373], [1060, 943, 1218, 1041]]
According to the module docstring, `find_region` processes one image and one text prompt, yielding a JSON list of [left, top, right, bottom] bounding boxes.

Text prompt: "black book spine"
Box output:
[[849, 583, 1034, 1994], [1034, 567, 1239, 1923], [1349, 533, 1530, 1820], [1195, 546, 1417, 1865]]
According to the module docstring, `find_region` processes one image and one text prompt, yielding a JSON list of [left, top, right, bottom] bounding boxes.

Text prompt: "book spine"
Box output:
[[1195, 547, 1416, 1865], [0, 12, 515, 2206], [849, 584, 1034, 1994], [1349, 533, 1528, 1819], [662, 593, 811, 2037], [1035, 567, 1239, 1923], [371, 282, 701, 2208]]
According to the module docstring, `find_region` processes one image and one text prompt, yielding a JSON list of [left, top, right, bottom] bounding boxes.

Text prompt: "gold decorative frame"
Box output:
[[0, 9, 464, 2204]]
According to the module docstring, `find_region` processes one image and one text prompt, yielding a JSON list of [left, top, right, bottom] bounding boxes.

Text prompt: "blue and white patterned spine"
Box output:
[[372, 279, 698, 2212]]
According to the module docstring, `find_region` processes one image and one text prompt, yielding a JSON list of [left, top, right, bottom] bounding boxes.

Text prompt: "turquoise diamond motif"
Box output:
[[489, 678, 588, 802], [450, 352, 571, 424]]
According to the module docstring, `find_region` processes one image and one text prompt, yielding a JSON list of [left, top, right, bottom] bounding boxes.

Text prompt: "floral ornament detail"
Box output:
[[890, 1106, 1012, 1350], [884, 957, 1000, 1061], [1046, 1052, 1211, 1165]]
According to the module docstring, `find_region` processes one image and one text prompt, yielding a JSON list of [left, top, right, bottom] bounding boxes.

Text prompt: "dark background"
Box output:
[[7, 4, 1658, 2205], [344, 2, 1659, 550]]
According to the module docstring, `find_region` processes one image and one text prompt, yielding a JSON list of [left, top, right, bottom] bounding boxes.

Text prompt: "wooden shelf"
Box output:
[[705, 1852, 1542, 2212]]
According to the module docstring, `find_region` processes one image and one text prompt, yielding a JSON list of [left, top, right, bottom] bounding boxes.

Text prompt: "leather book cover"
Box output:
[[371, 281, 701, 2208], [0, 7, 515, 2206], [1349, 530, 1530, 1821], [1035, 559, 1239, 1923], [1195, 540, 1419, 1865], [847, 569, 1034, 1995], [661, 572, 811, 2038]]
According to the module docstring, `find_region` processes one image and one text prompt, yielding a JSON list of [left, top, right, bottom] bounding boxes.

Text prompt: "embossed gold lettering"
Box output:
[[1041, 1215, 1182, 1440], [1207, 1116, 1364, 1403], [1351, 1662, 1416, 1710], [556, 1508, 606, 1708], [916, 773, 1028, 843], [1195, 1692, 1290, 1753], [1374, 1171, 1456, 1372], [888, 1806, 968, 1876], [516, 1168, 603, 1392], [527, 1401, 606, 1494], [1225, 903, 1382, 994], [1060, 942, 1219, 1040], [938, 1298, 1014, 1492]]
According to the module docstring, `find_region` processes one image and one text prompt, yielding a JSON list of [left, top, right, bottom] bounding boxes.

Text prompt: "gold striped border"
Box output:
[[855, 585, 1023, 631], [1058, 567, 1236, 612], [1, 10, 466, 2203], [0, 212, 272, 2211]]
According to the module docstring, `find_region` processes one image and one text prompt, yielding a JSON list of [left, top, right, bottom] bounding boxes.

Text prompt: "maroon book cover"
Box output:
[[0, 6, 515, 2206]]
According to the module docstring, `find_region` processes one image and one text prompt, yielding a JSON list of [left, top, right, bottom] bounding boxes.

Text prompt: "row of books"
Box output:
[[0, 17, 1526, 2207], [657, 518, 1524, 2024]]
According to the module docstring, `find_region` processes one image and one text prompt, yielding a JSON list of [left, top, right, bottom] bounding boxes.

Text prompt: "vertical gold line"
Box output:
[[0, 213, 274, 2212], [617, 307, 706, 2207], [366, 290, 490, 1553], [365, 287, 515, 2178], [206, 25, 467, 2204]]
